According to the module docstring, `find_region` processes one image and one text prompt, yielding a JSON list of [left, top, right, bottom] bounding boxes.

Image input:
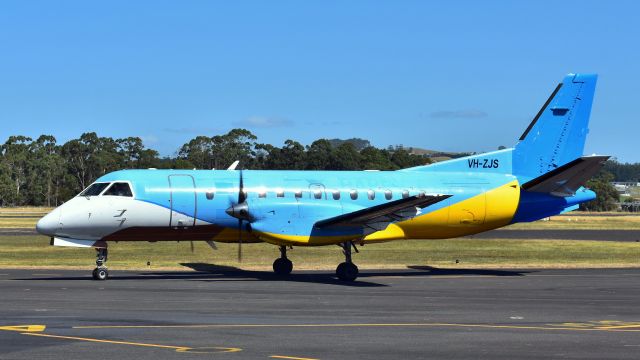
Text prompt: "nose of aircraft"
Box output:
[[36, 209, 60, 236]]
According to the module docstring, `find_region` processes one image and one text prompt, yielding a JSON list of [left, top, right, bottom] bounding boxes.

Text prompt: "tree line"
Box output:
[[603, 161, 640, 183], [2, 128, 636, 211], [0, 129, 429, 207]]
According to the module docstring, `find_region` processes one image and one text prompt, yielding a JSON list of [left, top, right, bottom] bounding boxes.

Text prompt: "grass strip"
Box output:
[[1, 235, 639, 270]]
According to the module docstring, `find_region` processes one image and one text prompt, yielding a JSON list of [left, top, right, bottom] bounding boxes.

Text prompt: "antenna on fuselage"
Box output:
[[227, 160, 240, 171]]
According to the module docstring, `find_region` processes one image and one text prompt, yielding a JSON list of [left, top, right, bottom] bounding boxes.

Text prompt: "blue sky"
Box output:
[[1, 1, 638, 162]]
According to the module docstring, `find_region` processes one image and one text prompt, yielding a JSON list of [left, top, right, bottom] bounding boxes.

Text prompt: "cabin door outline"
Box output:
[[168, 174, 197, 227]]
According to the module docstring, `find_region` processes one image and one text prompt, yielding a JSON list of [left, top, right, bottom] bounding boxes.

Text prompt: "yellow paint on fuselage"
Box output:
[[365, 180, 520, 242], [251, 231, 359, 247], [211, 227, 263, 243], [239, 180, 520, 246]]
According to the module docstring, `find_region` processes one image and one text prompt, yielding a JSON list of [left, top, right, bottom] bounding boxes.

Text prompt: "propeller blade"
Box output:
[[190, 241, 194, 253], [238, 169, 246, 203], [236, 168, 245, 262], [238, 219, 243, 262]]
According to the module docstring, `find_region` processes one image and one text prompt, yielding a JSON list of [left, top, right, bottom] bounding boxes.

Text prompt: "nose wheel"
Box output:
[[273, 246, 293, 276], [92, 248, 109, 280], [336, 241, 359, 281]]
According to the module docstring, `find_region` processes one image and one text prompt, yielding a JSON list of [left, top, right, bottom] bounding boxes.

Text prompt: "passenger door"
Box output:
[[169, 175, 197, 227]]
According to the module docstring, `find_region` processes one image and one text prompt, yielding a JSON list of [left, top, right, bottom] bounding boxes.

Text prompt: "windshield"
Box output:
[[103, 182, 133, 197], [79, 182, 110, 197]]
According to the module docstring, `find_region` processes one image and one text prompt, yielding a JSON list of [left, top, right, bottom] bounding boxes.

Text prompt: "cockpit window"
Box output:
[[103, 182, 133, 197], [79, 182, 110, 197]]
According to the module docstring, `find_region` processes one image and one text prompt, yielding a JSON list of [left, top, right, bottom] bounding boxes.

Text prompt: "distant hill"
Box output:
[[327, 138, 473, 162], [327, 138, 371, 151], [391, 145, 473, 162]]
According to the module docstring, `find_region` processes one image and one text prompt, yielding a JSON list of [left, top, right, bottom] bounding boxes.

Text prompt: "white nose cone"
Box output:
[[36, 209, 60, 236]]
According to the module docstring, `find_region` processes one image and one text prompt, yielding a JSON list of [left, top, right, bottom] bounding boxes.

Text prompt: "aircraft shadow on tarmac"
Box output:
[[15, 263, 532, 287]]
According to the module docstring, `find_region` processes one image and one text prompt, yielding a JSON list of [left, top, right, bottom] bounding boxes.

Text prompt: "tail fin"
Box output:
[[513, 73, 598, 180]]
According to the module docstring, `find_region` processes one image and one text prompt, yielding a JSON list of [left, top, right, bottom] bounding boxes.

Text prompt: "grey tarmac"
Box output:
[[1, 267, 640, 359]]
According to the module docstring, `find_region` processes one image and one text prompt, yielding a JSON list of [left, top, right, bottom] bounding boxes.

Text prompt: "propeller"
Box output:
[[226, 168, 250, 263], [237, 169, 244, 262]]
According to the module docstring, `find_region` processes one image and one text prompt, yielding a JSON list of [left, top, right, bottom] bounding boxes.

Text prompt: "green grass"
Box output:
[[505, 214, 640, 230], [0, 207, 50, 228], [4, 208, 640, 230], [1, 207, 640, 270], [1, 235, 639, 270]]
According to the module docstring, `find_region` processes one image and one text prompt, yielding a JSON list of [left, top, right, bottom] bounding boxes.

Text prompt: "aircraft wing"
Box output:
[[521, 155, 610, 197], [314, 194, 451, 235]]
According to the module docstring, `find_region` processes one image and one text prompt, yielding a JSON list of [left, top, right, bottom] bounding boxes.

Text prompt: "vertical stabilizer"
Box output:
[[513, 73, 597, 180]]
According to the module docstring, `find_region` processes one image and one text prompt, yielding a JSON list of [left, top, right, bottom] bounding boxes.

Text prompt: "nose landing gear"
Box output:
[[92, 247, 109, 280]]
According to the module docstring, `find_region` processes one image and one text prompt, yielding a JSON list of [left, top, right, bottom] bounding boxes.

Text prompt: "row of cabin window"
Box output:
[[205, 189, 422, 201]]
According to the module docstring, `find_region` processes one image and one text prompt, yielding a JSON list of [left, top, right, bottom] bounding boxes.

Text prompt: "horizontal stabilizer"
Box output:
[[521, 155, 610, 197], [314, 194, 451, 235]]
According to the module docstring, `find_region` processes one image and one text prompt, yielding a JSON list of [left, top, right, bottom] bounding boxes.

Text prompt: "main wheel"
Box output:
[[336, 262, 358, 281], [272, 258, 293, 276], [93, 267, 108, 281]]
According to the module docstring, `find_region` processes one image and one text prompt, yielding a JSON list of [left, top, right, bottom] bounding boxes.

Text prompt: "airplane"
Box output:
[[36, 73, 608, 281]]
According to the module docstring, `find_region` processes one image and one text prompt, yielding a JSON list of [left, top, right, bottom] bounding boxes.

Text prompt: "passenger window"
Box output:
[[205, 191, 215, 200], [332, 190, 340, 200], [384, 190, 392, 200], [313, 189, 323, 199], [258, 191, 267, 198], [276, 189, 285, 198], [79, 182, 110, 197], [402, 190, 410, 199], [367, 190, 375, 200], [294, 190, 302, 199], [103, 182, 133, 197], [350, 190, 358, 200]]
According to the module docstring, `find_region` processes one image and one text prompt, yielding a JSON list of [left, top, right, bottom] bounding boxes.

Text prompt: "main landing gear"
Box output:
[[273, 245, 293, 276], [92, 247, 109, 281], [336, 241, 359, 282]]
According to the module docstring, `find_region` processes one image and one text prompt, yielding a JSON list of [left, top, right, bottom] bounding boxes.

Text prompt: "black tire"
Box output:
[[272, 258, 293, 276], [336, 262, 358, 281], [92, 268, 99, 280], [95, 268, 108, 281]]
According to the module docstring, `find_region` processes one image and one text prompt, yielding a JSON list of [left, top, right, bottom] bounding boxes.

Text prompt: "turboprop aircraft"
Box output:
[[36, 73, 608, 281]]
